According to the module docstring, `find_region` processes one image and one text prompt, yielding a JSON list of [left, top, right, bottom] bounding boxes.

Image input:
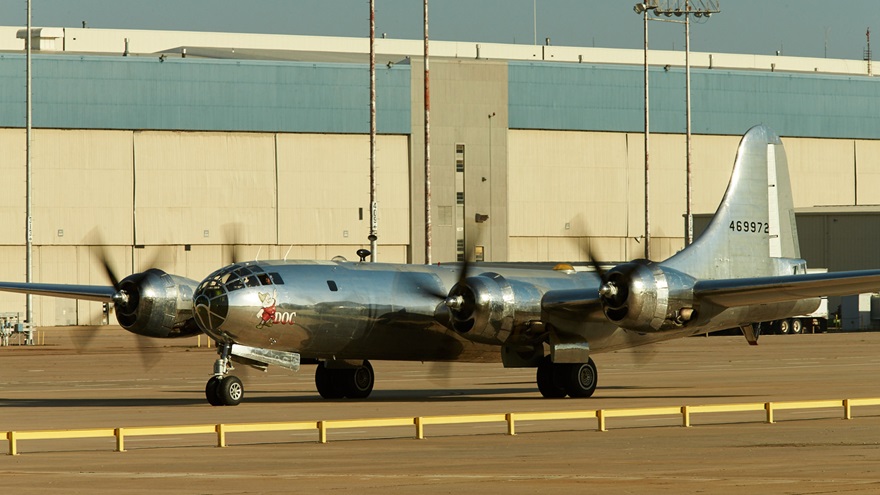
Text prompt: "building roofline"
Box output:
[[0, 25, 874, 77]]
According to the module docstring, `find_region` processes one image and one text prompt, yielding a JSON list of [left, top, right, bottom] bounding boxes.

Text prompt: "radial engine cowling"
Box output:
[[114, 269, 201, 338], [599, 261, 697, 333], [446, 272, 543, 345]]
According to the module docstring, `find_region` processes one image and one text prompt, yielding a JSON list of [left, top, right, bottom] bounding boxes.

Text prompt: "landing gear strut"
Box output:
[[206, 344, 244, 406], [536, 355, 597, 399], [315, 360, 375, 399]]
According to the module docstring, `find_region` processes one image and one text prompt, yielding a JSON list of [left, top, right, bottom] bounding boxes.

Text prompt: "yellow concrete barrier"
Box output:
[[115, 424, 218, 452], [682, 402, 767, 427], [217, 421, 317, 447], [597, 406, 683, 431], [506, 410, 599, 436], [764, 399, 846, 424], [845, 397, 880, 419], [317, 417, 415, 444], [7, 428, 115, 456], [415, 413, 508, 439], [7, 397, 880, 455]]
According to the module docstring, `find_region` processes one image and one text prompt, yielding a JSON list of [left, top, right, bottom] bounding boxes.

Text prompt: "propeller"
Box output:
[[576, 225, 656, 365], [427, 361, 455, 389], [70, 232, 125, 353], [79, 229, 163, 369], [410, 256, 472, 302], [440, 256, 473, 312], [390, 257, 474, 385], [574, 222, 639, 318], [412, 257, 478, 334]]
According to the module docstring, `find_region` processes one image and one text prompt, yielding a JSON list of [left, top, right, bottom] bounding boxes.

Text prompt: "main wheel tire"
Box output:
[[791, 319, 803, 334], [342, 360, 375, 399], [536, 356, 566, 398], [778, 319, 792, 334], [315, 363, 345, 399], [562, 359, 598, 398], [205, 376, 224, 406], [217, 375, 244, 406]]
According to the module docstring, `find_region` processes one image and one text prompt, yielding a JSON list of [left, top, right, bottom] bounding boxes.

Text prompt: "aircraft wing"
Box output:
[[694, 269, 880, 308], [540, 288, 606, 322], [0, 282, 116, 302]]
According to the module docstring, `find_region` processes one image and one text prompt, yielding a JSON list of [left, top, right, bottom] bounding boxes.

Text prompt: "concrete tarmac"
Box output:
[[2, 327, 880, 494]]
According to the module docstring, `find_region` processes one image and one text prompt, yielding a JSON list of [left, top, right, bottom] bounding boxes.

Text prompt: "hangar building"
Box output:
[[1, 26, 878, 326]]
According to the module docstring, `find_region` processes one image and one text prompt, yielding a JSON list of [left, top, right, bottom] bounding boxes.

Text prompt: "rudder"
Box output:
[[665, 125, 802, 280]]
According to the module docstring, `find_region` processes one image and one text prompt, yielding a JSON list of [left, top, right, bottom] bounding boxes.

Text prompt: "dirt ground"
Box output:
[[2, 327, 880, 494]]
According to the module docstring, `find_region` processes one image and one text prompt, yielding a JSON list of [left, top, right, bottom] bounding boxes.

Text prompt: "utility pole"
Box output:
[[26, 0, 34, 326], [423, 0, 432, 264], [368, 0, 378, 261]]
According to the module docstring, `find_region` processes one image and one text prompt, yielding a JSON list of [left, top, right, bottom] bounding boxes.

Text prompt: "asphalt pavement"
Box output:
[[2, 327, 880, 494]]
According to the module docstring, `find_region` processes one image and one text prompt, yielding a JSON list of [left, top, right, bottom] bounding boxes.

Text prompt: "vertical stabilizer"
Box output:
[[665, 125, 801, 279]]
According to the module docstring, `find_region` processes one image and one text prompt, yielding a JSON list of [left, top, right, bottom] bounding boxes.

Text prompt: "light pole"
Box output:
[[633, 1, 719, 251], [633, 3, 655, 260], [533, 0, 537, 46]]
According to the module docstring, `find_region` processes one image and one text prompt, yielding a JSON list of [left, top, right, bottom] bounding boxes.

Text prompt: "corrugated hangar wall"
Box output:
[[1, 53, 880, 325], [0, 128, 410, 326]]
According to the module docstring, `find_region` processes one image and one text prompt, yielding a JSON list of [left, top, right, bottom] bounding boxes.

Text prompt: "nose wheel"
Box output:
[[206, 344, 244, 406]]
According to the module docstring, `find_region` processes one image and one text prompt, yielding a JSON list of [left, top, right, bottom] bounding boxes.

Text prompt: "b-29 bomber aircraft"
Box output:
[[3, 125, 880, 406]]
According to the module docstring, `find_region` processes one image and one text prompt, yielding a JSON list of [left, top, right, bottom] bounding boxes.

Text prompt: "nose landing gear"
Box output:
[[206, 344, 243, 406]]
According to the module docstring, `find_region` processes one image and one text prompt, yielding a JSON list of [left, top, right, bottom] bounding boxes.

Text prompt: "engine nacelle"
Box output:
[[446, 272, 543, 345], [600, 261, 697, 333], [115, 269, 201, 338]]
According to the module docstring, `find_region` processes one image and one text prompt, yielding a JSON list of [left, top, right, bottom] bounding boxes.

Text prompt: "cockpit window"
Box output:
[[200, 264, 285, 293]]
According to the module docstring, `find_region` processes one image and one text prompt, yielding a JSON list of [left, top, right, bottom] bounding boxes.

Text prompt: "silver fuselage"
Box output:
[[191, 259, 818, 363]]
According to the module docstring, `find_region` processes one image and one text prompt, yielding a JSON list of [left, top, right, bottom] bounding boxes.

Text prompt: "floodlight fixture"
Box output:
[[634, 3, 658, 14]]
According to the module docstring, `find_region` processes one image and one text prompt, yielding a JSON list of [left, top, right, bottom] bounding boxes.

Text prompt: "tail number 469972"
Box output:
[[729, 220, 769, 233]]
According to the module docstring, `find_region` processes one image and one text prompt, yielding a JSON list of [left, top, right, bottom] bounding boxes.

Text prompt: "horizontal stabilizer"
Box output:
[[695, 270, 880, 308]]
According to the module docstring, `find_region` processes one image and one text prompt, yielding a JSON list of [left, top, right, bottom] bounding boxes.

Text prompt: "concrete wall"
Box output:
[[408, 58, 509, 263]]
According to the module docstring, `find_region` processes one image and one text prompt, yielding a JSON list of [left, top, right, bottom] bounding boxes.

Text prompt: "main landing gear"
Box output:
[[206, 344, 243, 406], [536, 355, 598, 399], [315, 360, 375, 399]]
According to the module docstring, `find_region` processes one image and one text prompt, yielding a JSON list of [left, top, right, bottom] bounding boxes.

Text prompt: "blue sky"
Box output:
[[2, 1, 877, 60]]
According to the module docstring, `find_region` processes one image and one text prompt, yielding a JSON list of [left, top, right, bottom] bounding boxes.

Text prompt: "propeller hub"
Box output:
[[112, 290, 130, 306], [444, 294, 465, 311], [598, 282, 618, 299]]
